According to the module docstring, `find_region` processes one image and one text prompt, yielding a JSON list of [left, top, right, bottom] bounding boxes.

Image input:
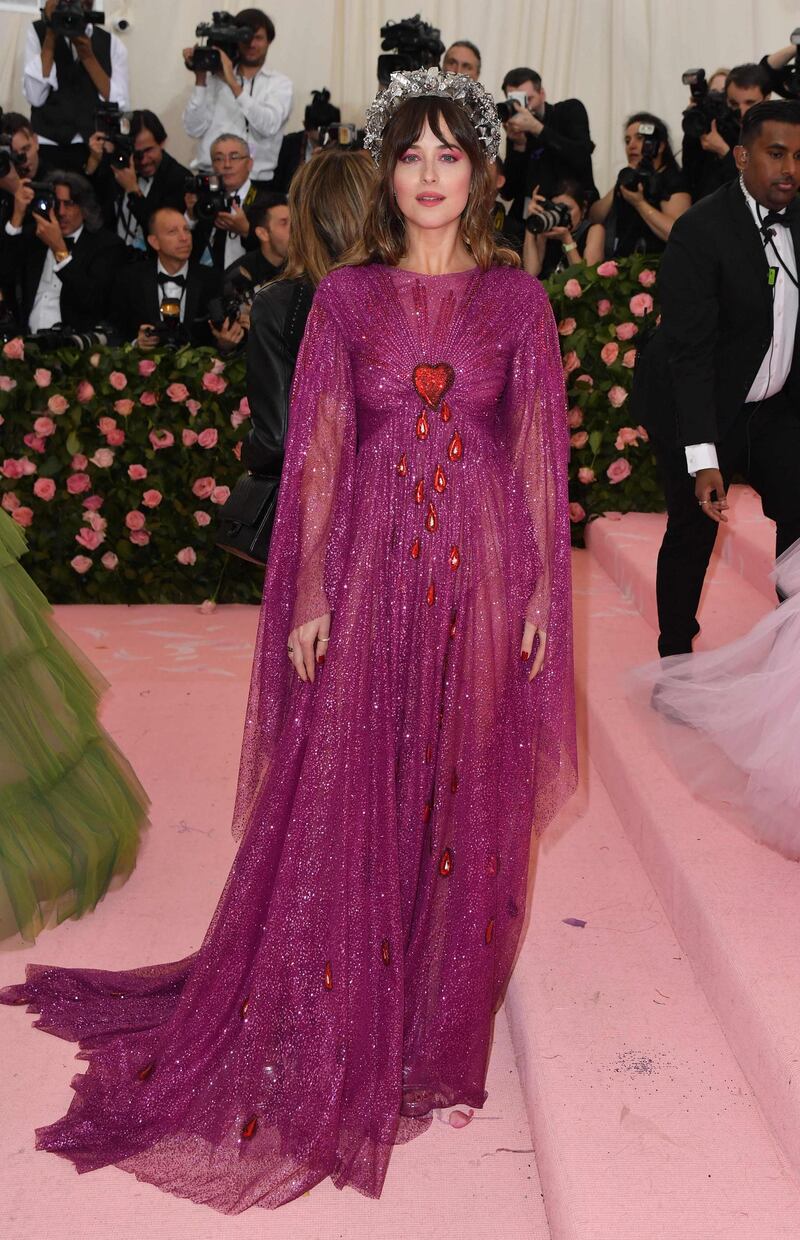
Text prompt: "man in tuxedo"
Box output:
[[187, 133, 259, 272], [272, 89, 339, 194], [110, 207, 223, 347], [3, 169, 125, 332], [633, 100, 800, 657]]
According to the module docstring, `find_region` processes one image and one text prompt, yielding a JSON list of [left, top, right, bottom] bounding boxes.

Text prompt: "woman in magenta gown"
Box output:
[[1, 70, 576, 1212]]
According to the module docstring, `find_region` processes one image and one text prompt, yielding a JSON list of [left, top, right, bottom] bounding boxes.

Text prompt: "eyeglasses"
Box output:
[[211, 152, 249, 166]]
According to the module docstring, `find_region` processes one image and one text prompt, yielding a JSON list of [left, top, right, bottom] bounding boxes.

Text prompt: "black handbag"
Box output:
[[215, 471, 279, 565]]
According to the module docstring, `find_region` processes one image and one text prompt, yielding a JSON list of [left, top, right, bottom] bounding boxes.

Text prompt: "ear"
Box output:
[[495, 170, 506, 191], [734, 143, 748, 171], [148, 234, 160, 253], [255, 224, 269, 244]]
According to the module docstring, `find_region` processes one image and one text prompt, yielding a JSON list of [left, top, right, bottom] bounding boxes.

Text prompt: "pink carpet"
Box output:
[[3, 485, 800, 1237]]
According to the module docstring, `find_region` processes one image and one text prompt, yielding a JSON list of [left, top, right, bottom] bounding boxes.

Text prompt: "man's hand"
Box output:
[[183, 46, 207, 85], [11, 180, 34, 228], [506, 107, 544, 140], [71, 34, 95, 63], [216, 48, 241, 95], [699, 120, 730, 160], [214, 204, 249, 236], [85, 131, 110, 176], [694, 467, 729, 524], [34, 206, 65, 254], [113, 155, 140, 195], [210, 316, 246, 351], [137, 324, 160, 351]]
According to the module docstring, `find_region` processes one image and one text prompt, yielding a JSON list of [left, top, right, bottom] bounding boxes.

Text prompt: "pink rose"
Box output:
[[596, 299, 612, 317], [85, 510, 107, 532], [33, 477, 56, 501], [578, 467, 596, 484], [3, 337, 24, 360], [622, 348, 637, 369], [82, 495, 104, 511], [201, 371, 228, 395], [600, 341, 619, 365], [1, 492, 19, 511], [570, 431, 589, 449], [138, 358, 157, 377], [607, 458, 633, 484], [71, 453, 88, 471], [636, 425, 650, 442], [149, 429, 175, 451], [615, 321, 638, 341], [47, 394, 69, 415], [34, 416, 56, 437], [615, 426, 640, 450], [129, 530, 151, 546], [90, 448, 114, 468], [185, 399, 202, 417], [608, 385, 628, 408], [0, 376, 17, 393], [558, 317, 577, 336], [230, 411, 246, 429], [76, 527, 105, 550], [192, 476, 216, 499], [237, 396, 250, 417], [630, 292, 654, 318], [19, 458, 37, 476], [568, 406, 583, 428], [563, 278, 583, 300], [106, 428, 126, 446], [101, 552, 119, 570], [23, 434, 47, 454], [98, 416, 117, 435], [212, 358, 226, 376], [176, 547, 197, 566], [142, 489, 162, 508], [33, 368, 52, 387], [194, 510, 212, 526], [67, 472, 91, 495], [576, 374, 594, 387], [210, 485, 230, 505], [12, 506, 33, 528], [125, 510, 146, 531], [114, 398, 134, 416], [569, 502, 586, 523], [638, 268, 657, 287], [197, 427, 218, 449], [182, 428, 198, 447], [597, 260, 619, 277], [563, 350, 581, 374], [109, 371, 127, 391], [76, 381, 95, 403], [167, 382, 190, 403], [70, 555, 93, 574], [128, 463, 148, 481], [1, 458, 23, 479], [198, 598, 217, 614], [140, 391, 157, 407]]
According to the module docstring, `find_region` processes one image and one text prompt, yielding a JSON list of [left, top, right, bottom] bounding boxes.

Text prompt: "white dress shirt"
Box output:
[[182, 65, 292, 180], [192, 177, 251, 269], [26, 225, 83, 334], [157, 259, 190, 323], [117, 177, 153, 250], [685, 179, 799, 475], [22, 24, 130, 145]]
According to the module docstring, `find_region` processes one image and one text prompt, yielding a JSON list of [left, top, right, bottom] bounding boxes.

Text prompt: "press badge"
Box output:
[[768, 266, 779, 287]]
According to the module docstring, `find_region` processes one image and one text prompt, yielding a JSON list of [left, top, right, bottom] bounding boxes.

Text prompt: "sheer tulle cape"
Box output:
[[1, 264, 576, 1212], [632, 537, 800, 858]]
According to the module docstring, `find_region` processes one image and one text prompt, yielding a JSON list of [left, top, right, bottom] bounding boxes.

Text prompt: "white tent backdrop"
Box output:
[[0, 0, 795, 191]]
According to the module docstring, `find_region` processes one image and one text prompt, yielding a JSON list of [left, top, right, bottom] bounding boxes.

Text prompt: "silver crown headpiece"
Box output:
[[363, 66, 501, 165]]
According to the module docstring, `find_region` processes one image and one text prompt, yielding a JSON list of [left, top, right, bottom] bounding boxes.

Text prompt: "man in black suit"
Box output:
[[110, 206, 223, 348], [500, 66, 596, 216], [633, 100, 800, 657], [273, 89, 339, 194], [84, 110, 189, 253], [223, 192, 289, 292], [187, 133, 260, 272], [3, 169, 125, 332]]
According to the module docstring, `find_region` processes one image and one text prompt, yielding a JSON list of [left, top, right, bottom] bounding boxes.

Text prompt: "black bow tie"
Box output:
[[158, 273, 186, 289], [760, 210, 792, 231]]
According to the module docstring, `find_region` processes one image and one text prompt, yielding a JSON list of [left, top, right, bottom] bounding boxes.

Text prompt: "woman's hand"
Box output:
[[520, 621, 547, 681], [287, 612, 331, 683], [618, 181, 646, 209]]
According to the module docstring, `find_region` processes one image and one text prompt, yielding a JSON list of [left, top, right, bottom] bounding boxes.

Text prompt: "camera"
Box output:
[[27, 326, 111, 349], [0, 135, 26, 180], [772, 29, 800, 99], [681, 68, 738, 141], [497, 92, 528, 124], [319, 123, 361, 150], [185, 172, 234, 221], [95, 103, 134, 169], [525, 199, 573, 236], [377, 15, 444, 88], [28, 181, 56, 218], [0, 297, 21, 343], [186, 11, 253, 74], [146, 299, 186, 348], [42, 2, 105, 38], [618, 123, 661, 196]]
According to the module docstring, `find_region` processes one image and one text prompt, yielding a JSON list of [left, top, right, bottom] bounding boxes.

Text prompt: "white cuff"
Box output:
[[4, 222, 23, 237], [685, 443, 719, 476], [54, 254, 73, 273]]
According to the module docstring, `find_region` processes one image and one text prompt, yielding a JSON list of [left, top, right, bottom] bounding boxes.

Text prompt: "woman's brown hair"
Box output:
[[282, 146, 377, 287], [347, 96, 519, 271]]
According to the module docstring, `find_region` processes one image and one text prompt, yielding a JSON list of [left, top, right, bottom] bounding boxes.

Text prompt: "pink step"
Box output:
[[716, 485, 776, 603]]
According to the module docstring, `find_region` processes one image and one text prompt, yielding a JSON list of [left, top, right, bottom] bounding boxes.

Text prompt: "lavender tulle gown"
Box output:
[[1, 264, 576, 1212]]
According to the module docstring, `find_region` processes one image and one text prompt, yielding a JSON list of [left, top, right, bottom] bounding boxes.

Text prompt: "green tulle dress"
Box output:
[[0, 509, 147, 944]]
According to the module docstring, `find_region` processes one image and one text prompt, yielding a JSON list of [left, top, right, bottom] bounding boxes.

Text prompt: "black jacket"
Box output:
[[91, 149, 191, 242], [503, 98, 596, 213], [4, 225, 126, 332], [223, 249, 283, 294], [272, 131, 307, 195], [109, 259, 223, 345], [30, 21, 113, 145], [632, 179, 800, 446], [242, 276, 313, 476]]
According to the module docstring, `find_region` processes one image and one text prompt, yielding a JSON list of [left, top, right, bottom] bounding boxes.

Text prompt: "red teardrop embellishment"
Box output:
[[441, 401, 452, 423], [416, 410, 430, 441], [485, 919, 495, 945], [422, 802, 432, 824], [424, 501, 437, 534], [450, 769, 459, 794], [449, 609, 457, 639], [414, 479, 424, 505], [447, 429, 463, 462], [324, 961, 333, 991], [381, 939, 391, 966], [449, 545, 461, 570], [410, 537, 421, 560], [433, 464, 447, 494], [426, 581, 436, 607], [240, 996, 250, 1019], [136, 1061, 155, 1082], [396, 452, 408, 477], [413, 361, 455, 410], [438, 847, 453, 877], [241, 1115, 258, 1140], [425, 742, 433, 763]]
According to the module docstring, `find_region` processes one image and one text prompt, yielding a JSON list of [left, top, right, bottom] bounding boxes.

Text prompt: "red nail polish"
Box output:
[[520, 650, 530, 662], [317, 654, 326, 666]]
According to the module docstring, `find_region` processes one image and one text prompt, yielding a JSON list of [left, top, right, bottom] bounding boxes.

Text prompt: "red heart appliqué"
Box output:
[[413, 362, 455, 411]]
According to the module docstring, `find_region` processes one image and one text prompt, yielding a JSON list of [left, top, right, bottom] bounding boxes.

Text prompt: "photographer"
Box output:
[[84, 110, 190, 252], [110, 207, 225, 350], [186, 133, 259, 270], [500, 66, 596, 217], [442, 41, 481, 80], [523, 177, 605, 279], [182, 7, 292, 191], [272, 89, 340, 194], [590, 113, 690, 257], [224, 192, 289, 291], [682, 63, 771, 201], [3, 169, 125, 332], [23, 0, 129, 173]]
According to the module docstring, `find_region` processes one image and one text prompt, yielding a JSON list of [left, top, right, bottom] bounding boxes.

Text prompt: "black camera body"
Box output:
[[95, 103, 135, 169], [42, 2, 105, 38], [526, 200, 573, 236], [28, 326, 110, 349], [185, 173, 234, 221], [319, 123, 362, 150], [771, 29, 800, 99], [377, 15, 444, 88], [617, 123, 661, 197], [0, 136, 27, 181], [28, 181, 56, 218], [187, 11, 253, 74], [681, 68, 738, 142]]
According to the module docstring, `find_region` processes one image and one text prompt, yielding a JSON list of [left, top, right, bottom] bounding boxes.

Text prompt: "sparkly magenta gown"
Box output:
[[1, 264, 576, 1212]]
